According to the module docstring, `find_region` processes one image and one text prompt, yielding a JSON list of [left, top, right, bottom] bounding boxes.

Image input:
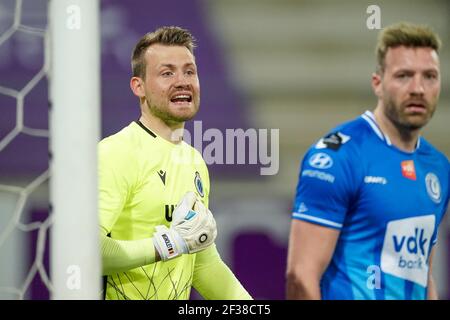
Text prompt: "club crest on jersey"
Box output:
[[401, 160, 416, 180], [194, 171, 204, 198], [315, 131, 351, 151], [425, 173, 441, 204]]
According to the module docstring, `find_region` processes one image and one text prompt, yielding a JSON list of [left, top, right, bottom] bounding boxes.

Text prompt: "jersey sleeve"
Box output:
[[98, 138, 138, 234], [292, 139, 360, 230], [192, 244, 252, 300], [100, 231, 156, 275]]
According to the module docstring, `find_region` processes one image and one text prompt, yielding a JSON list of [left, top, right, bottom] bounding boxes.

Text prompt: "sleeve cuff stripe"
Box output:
[[292, 212, 343, 229]]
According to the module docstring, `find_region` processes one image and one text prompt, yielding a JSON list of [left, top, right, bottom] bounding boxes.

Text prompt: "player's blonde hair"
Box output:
[[131, 26, 196, 79], [376, 22, 442, 73]]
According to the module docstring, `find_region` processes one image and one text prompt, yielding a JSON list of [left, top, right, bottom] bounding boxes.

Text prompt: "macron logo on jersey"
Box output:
[[158, 170, 167, 185], [381, 215, 435, 287]]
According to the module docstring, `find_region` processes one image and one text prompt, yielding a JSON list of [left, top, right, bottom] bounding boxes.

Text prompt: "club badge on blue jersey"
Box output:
[[194, 171, 204, 198], [425, 172, 441, 204]]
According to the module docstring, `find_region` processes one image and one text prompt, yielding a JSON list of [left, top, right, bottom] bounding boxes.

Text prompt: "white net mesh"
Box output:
[[0, 0, 51, 299]]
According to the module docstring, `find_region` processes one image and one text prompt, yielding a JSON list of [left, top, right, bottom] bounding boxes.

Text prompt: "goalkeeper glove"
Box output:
[[153, 192, 217, 261]]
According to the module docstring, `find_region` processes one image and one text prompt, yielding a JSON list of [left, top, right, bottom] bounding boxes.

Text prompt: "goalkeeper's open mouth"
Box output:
[[170, 92, 193, 106]]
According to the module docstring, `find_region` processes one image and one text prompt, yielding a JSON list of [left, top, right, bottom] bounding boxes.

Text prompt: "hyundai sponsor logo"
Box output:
[[308, 153, 333, 169], [302, 169, 335, 183]]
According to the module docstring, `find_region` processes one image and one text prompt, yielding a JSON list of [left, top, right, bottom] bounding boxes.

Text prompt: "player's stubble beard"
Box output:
[[382, 90, 438, 133], [146, 95, 200, 127]]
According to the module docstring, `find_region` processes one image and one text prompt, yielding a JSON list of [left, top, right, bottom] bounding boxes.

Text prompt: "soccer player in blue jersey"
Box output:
[[286, 22, 449, 300]]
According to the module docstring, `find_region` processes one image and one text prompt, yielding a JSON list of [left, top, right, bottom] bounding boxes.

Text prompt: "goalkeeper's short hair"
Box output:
[[131, 26, 196, 79]]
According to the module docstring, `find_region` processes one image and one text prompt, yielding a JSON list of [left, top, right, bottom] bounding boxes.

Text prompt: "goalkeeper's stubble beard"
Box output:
[[145, 94, 200, 127]]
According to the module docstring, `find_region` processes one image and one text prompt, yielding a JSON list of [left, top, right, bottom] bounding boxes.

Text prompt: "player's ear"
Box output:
[[130, 76, 145, 98], [371, 72, 382, 98]]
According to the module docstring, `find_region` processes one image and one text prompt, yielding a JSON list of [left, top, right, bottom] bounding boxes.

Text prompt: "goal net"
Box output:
[[0, 0, 100, 299]]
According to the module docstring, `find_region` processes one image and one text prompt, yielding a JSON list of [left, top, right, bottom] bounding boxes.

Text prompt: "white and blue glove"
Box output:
[[153, 192, 217, 261]]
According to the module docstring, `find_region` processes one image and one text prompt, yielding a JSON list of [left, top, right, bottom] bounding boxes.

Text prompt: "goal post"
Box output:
[[49, 0, 101, 299]]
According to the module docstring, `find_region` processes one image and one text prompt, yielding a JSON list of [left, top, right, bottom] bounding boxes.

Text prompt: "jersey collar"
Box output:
[[135, 120, 157, 138], [361, 110, 421, 151]]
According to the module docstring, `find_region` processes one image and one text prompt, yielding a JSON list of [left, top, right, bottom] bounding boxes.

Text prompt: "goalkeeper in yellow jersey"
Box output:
[[98, 26, 252, 300]]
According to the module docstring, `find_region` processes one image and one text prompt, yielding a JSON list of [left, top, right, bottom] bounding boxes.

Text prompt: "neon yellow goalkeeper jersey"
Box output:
[[99, 120, 210, 300]]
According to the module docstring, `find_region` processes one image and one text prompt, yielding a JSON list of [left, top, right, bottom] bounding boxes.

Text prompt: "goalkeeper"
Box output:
[[98, 26, 252, 300]]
